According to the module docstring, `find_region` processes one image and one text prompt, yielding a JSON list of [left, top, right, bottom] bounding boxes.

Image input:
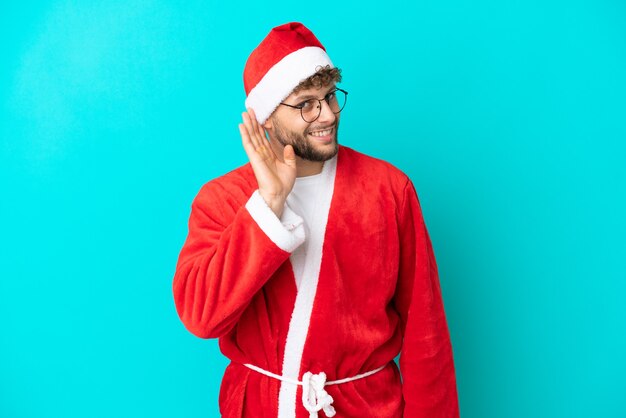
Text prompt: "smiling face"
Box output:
[[264, 83, 340, 162]]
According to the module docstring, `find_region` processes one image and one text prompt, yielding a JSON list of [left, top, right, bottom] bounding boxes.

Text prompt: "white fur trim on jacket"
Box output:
[[245, 189, 306, 253], [278, 154, 338, 418]]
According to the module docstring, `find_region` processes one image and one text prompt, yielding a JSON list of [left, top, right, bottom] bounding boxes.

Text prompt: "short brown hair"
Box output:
[[292, 65, 342, 94]]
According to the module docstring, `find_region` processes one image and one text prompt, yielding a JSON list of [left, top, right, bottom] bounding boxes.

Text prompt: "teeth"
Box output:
[[309, 128, 332, 137]]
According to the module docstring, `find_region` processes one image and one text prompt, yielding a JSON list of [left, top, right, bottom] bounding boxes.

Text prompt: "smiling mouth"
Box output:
[[308, 126, 334, 137]]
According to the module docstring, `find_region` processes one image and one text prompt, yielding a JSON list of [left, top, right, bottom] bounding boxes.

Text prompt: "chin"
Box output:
[[302, 139, 338, 162], [273, 120, 340, 162]]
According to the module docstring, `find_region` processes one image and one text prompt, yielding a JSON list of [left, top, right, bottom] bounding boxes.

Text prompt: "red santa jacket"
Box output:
[[173, 145, 460, 418]]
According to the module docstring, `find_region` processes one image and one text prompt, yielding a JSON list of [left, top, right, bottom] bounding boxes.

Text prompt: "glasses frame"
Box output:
[[279, 87, 348, 123]]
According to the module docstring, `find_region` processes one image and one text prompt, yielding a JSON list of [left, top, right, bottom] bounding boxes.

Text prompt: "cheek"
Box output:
[[279, 119, 307, 134]]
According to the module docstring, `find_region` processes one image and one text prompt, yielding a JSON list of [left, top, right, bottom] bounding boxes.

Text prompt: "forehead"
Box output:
[[288, 82, 336, 101]]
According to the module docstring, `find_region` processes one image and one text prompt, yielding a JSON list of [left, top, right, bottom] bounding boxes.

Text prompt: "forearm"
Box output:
[[173, 188, 305, 339]]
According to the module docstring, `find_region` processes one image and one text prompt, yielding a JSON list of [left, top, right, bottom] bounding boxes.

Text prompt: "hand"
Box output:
[[239, 108, 297, 217]]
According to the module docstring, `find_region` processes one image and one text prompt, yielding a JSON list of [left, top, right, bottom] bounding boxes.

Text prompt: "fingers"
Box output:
[[241, 111, 261, 150], [250, 108, 266, 140], [248, 108, 262, 136], [242, 108, 267, 149], [240, 108, 276, 164], [239, 123, 256, 157], [243, 108, 279, 158], [240, 123, 274, 166]]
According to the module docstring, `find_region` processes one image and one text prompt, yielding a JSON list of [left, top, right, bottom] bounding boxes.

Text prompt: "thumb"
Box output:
[[283, 144, 297, 169]]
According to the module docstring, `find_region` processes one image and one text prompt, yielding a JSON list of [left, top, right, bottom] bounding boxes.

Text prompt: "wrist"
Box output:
[[259, 190, 286, 218]]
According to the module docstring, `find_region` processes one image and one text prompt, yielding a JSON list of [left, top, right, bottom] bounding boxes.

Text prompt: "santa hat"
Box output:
[[243, 22, 334, 124]]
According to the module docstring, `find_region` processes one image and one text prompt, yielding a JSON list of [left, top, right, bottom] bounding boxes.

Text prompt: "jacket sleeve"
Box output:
[[394, 179, 460, 417], [173, 184, 306, 339]]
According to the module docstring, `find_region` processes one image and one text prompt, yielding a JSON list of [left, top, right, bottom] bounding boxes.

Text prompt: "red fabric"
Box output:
[[173, 145, 460, 417], [243, 22, 326, 95]]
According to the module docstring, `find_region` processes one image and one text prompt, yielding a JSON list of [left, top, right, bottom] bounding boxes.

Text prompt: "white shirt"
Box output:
[[283, 153, 338, 289]]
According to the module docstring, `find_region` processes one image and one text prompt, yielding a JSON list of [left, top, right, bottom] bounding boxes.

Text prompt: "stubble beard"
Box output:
[[271, 118, 340, 162]]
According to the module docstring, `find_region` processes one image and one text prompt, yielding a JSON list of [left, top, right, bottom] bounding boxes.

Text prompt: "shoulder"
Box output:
[[193, 162, 257, 210], [338, 145, 411, 190]]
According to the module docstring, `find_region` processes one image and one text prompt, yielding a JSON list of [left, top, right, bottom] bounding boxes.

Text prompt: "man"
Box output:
[[173, 22, 460, 418]]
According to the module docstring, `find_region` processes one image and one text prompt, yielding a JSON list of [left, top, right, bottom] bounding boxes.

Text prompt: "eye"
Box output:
[[326, 91, 336, 100], [300, 99, 317, 111]]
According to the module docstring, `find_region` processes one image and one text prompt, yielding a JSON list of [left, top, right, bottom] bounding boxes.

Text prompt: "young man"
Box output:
[[173, 22, 460, 418]]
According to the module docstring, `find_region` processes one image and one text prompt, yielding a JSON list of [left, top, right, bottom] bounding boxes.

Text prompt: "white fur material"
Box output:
[[277, 154, 338, 418], [245, 189, 306, 253], [245, 46, 334, 124]]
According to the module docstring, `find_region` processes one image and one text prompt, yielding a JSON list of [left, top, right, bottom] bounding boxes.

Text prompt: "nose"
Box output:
[[316, 99, 336, 124]]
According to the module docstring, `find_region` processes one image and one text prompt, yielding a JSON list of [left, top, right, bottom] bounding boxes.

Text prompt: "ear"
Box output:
[[263, 117, 273, 131]]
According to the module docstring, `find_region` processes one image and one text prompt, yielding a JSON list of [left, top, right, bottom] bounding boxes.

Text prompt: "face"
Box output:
[[265, 83, 340, 162]]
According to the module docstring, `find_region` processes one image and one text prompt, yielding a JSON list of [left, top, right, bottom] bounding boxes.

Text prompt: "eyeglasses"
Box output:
[[279, 87, 348, 123]]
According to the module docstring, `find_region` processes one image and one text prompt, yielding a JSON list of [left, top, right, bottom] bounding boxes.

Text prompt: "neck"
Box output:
[[295, 157, 324, 177]]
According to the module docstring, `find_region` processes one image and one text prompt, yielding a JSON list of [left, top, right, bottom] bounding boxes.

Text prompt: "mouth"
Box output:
[[307, 126, 335, 143]]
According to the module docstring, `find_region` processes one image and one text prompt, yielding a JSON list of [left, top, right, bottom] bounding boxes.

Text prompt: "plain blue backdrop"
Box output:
[[1, 1, 625, 417]]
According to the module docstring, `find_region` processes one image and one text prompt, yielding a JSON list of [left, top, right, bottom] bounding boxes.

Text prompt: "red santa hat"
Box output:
[[243, 22, 334, 124]]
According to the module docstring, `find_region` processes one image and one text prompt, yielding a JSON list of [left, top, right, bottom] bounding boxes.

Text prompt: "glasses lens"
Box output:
[[299, 89, 347, 122], [329, 90, 346, 114], [301, 99, 321, 123]]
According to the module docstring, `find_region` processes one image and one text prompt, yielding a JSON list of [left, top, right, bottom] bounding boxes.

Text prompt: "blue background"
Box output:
[[1, 1, 625, 417]]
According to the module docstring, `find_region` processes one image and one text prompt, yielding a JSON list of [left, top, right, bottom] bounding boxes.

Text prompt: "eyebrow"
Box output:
[[294, 85, 336, 102]]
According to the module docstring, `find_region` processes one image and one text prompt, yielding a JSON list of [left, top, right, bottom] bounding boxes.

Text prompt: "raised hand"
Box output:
[[239, 108, 297, 217]]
